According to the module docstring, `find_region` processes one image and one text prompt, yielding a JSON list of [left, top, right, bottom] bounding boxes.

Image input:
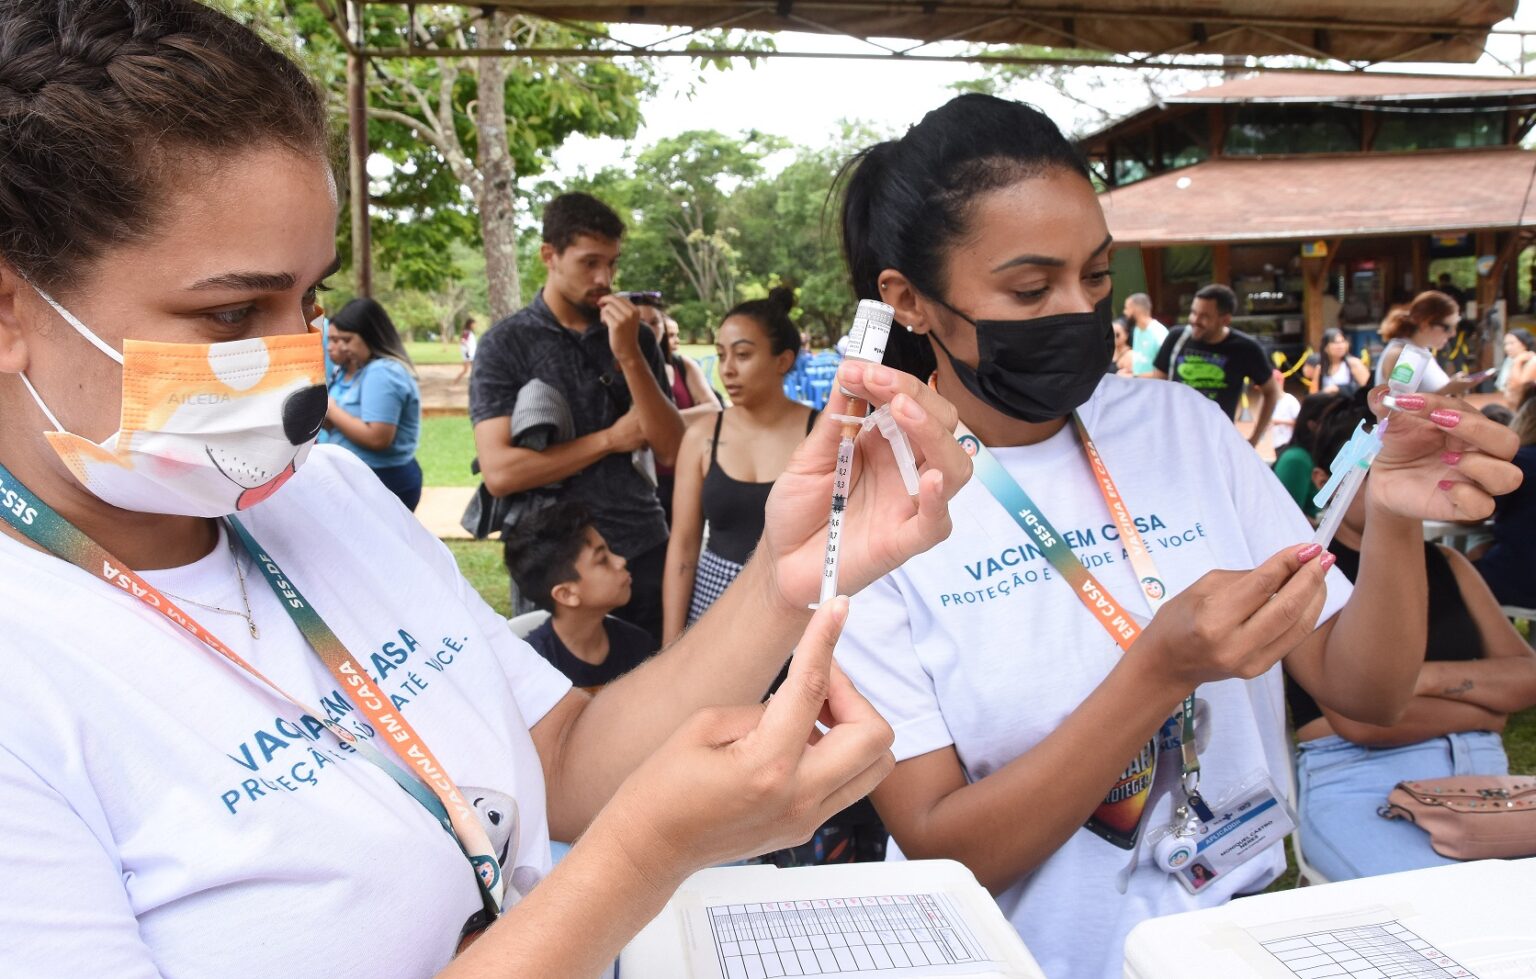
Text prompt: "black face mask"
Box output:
[[928, 295, 1115, 423]]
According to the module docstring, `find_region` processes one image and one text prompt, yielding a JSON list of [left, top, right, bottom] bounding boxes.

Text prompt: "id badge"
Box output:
[[1152, 772, 1295, 895]]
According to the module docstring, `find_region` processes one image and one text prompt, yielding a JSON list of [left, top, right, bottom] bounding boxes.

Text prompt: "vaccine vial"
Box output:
[[838, 300, 895, 396]]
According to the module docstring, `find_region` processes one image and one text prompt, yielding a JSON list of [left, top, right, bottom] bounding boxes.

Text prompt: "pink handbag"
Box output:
[[1381, 776, 1536, 860]]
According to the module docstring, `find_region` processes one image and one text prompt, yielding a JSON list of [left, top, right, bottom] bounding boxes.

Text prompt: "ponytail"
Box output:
[[1382, 290, 1458, 342], [725, 286, 801, 358], [1379, 309, 1415, 342], [833, 93, 1089, 379]]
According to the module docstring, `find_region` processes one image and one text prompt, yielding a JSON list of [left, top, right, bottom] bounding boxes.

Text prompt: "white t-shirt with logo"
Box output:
[[0, 447, 572, 978], [835, 376, 1350, 979]]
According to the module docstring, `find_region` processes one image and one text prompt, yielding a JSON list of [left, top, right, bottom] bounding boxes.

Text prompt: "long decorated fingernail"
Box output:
[[1389, 394, 1426, 411], [1296, 543, 1323, 562], [1319, 553, 1337, 570], [1438, 479, 1456, 491], [1441, 451, 1463, 466], [1430, 409, 1461, 428]]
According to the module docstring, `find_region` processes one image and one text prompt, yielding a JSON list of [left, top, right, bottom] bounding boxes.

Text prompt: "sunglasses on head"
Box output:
[[621, 291, 665, 308]]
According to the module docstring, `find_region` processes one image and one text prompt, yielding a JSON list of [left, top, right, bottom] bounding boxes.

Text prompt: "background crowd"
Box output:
[[309, 188, 1536, 881]]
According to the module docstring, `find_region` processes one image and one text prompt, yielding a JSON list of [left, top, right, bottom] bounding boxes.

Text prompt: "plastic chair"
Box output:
[[507, 610, 551, 639], [1286, 741, 1331, 886], [1502, 605, 1536, 645]]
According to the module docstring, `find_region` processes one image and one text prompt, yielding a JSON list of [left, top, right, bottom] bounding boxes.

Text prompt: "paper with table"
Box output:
[[1122, 858, 1536, 979], [619, 859, 1046, 979], [1247, 908, 1479, 978]]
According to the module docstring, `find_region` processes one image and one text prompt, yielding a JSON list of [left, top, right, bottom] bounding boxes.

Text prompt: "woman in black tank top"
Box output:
[[1285, 406, 1536, 882], [662, 288, 819, 643]]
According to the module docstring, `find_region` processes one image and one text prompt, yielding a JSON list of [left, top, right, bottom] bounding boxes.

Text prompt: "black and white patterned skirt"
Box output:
[[688, 547, 745, 624]]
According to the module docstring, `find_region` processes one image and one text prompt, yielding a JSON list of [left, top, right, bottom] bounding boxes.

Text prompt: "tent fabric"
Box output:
[[449, 0, 1513, 64]]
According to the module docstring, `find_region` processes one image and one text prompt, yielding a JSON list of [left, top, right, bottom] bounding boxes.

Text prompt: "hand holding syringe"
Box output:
[[814, 300, 921, 607], [1310, 343, 1433, 549]]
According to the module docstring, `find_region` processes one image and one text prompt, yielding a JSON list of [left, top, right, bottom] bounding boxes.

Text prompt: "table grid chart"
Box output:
[[1260, 921, 1478, 979], [706, 893, 984, 978]]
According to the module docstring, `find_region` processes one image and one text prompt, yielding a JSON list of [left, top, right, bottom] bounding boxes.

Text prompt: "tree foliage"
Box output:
[[225, 3, 876, 347], [522, 123, 883, 347], [221, 1, 654, 323]]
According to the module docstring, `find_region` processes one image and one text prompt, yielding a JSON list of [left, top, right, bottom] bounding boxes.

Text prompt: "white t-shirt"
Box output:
[[1270, 391, 1302, 449], [835, 376, 1350, 979], [0, 447, 572, 978]]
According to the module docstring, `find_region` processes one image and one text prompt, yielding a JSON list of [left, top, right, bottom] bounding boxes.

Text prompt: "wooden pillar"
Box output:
[[1142, 247, 1166, 322], [346, 0, 373, 298], [1504, 240, 1522, 313], [1410, 235, 1427, 291], [1207, 105, 1225, 158], [1302, 256, 1328, 352], [1475, 230, 1498, 312], [1301, 239, 1340, 351], [1212, 244, 1231, 288]]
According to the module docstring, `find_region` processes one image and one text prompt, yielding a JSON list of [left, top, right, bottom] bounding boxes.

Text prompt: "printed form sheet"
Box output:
[[1248, 911, 1481, 979], [705, 892, 999, 978]]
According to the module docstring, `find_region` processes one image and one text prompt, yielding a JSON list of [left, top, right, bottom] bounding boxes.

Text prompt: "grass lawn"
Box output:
[[407, 340, 463, 366], [417, 415, 478, 487], [413, 341, 711, 368], [444, 539, 510, 617]]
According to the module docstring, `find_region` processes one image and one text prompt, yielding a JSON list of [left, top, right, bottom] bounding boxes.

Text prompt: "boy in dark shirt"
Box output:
[[503, 502, 655, 690]]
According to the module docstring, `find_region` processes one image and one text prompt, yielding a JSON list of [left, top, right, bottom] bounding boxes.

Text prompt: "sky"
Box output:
[[546, 7, 1536, 182]]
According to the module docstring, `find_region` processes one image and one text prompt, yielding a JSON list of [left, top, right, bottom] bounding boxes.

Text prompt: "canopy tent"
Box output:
[[321, 0, 1524, 295], [339, 0, 1518, 66]]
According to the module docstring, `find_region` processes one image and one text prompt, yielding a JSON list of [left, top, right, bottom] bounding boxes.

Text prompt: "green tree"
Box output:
[[357, 8, 653, 318], [633, 129, 788, 322], [221, 1, 654, 318], [733, 123, 886, 346]]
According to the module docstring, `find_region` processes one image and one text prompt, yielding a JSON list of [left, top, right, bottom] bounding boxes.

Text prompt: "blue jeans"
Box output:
[[1295, 731, 1509, 882], [372, 459, 422, 512]]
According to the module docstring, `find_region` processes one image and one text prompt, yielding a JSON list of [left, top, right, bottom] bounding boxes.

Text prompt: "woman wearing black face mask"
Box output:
[[831, 94, 1521, 979]]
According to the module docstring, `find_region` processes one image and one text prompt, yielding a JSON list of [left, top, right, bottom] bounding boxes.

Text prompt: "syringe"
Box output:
[[1310, 342, 1432, 550], [820, 430, 857, 607], [816, 300, 896, 608]]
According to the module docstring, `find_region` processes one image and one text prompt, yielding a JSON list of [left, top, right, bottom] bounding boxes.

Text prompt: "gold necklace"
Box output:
[[160, 531, 260, 639]]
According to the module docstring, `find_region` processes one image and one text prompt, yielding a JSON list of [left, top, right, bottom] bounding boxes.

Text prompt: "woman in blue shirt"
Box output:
[[322, 298, 424, 510]]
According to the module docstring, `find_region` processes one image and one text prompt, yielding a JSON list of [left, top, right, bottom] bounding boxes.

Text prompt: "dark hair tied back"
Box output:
[[834, 94, 1090, 378], [0, 0, 331, 291], [725, 286, 801, 359]]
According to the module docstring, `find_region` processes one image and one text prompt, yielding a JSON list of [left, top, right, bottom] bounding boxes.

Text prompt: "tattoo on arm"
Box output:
[[1442, 679, 1474, 697]]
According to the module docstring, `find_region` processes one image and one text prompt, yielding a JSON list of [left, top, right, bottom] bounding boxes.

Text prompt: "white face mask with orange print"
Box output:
[[18, 287, 327, 518]]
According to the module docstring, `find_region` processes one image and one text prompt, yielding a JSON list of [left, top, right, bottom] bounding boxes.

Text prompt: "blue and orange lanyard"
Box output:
[[0, 461, 505, 920], [956, 412, 1208, 815]]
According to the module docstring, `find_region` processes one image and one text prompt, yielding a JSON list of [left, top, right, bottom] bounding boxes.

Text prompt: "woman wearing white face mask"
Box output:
[[0, 3, 973, 975]]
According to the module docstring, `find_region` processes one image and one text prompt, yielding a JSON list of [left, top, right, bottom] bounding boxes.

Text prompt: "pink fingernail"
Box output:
[[1319, 552, 1337, 570], [1296, 543, 1322, 562], [842, 362, 865, 383], [1441, 451, 1463, 465], [1430, 409, 1461, 428], [871, 365, 894, 385], [1392, 394, 1426, 411], [1438, 479, 1456, 491], [898, 394, 925, 421]]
